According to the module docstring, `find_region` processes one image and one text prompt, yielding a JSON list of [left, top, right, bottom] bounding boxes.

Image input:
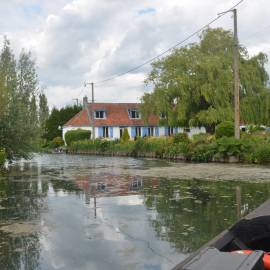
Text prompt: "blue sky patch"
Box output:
[[138, 7, 156, 15]]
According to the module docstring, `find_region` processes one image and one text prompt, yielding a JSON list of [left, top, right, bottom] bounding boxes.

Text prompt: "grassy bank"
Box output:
[[67, 132, 270, 164]]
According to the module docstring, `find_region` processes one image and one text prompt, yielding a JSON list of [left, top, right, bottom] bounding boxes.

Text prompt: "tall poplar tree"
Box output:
[[0, 38, 48, 159], [38, 92, 49, 136]]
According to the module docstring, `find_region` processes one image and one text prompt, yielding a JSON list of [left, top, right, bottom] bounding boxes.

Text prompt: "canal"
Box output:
[[0, 154, 270, 270]]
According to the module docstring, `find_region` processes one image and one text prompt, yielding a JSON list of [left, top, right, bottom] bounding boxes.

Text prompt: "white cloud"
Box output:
[[1, 0, 270, 108]]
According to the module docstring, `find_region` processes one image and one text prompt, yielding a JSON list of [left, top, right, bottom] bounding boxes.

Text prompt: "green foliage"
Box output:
[[39, 92, 49, 137], [44, 105, 82, 141], [248, 125, 266, 134], [252, 144, 270, 164], [0, 149, 6, 168], [190, 143, 215, 162], [52, 137, 64, 148], [213, 137, 247, 159], [67, 133, 270, 165], [173, 132, 190, 144], [141, 28, 270, 132], [65, 129, 91, 146], [95, 139, 112, 152], [121, 128, 130, 142], [0, 38, 47, 160], [215, 121, 234, 138], [192, 133, 215, 145], [132, 138, 145, 156]]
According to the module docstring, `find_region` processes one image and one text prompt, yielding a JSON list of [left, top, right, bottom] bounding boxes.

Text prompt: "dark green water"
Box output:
[[0, 154, 270, 270]]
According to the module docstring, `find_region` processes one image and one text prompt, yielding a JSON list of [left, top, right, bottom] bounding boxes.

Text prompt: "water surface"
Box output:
[[0, 154, 270, 270]]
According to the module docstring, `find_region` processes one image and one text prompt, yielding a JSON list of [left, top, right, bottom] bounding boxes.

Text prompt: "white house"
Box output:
[[62, 97, 205, 141]]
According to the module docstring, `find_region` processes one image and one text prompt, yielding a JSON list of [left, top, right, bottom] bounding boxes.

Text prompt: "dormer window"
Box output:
[[128, 109, 140, 119], [160, 112, 166, 119], [95, 110, 106, 119]]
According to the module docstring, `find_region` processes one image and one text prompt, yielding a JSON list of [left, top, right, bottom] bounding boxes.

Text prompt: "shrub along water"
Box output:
[[215, 121, 234, 138], [0, 149, 6, 169], [67, 131, 270, 164]]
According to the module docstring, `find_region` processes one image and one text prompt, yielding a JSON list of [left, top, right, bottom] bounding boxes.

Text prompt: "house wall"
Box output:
[[63, 125, 206, 142]]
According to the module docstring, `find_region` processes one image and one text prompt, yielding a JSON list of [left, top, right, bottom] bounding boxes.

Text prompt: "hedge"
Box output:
[[65, 129, 91, 146]]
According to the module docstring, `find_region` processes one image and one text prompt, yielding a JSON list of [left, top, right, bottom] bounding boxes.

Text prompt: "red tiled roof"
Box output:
[[63, 103, 159, 127]]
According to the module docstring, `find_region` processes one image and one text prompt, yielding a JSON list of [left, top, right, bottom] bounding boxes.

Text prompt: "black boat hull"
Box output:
[[172, 199, 270, 270]]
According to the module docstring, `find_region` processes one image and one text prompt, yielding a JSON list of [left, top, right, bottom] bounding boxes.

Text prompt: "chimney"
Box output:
[[83, 96, 88, 109]]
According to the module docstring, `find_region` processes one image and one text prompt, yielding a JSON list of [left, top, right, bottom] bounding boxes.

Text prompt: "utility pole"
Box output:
[[91, 82, 95, 103], [73, 98, 79, 106], [218, 8, 240, 139], [84, 81, 95, 140], [233, 9, 240, 139], [91, 82, 95, 140]]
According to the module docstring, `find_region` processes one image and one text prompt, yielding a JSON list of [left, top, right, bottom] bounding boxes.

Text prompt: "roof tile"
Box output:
[[64, 103, 159, 127]]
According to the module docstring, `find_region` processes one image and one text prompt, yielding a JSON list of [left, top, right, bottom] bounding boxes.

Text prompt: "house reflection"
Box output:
[[129, 178, 143, 191], [73, 174, 159, 199]]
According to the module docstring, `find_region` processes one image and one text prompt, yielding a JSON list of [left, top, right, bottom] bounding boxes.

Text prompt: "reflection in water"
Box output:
[[0, 154, 270, 270]]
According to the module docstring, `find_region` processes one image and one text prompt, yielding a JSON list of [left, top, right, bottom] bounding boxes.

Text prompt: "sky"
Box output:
[[0, 0, 269, 108]]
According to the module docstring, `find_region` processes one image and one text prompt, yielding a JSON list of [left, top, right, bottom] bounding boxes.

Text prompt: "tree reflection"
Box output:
[[0, 175, 48, 270], [143, 179, 270, 253]]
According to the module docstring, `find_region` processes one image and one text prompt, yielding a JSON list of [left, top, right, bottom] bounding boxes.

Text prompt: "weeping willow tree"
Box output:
[[141, 28, 270, 133]]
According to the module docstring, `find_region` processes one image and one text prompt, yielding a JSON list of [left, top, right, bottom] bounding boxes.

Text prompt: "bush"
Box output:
[[0, 149, 6, 169], [190, 143, 215, 162], [114, 141, 135, 154], [215, 121, 234, 138], [248, 125, 266, 134], [213, 137, 247, 159], [52, 136, 64, 148], [65, 129, 91, 146], [121, 128, 130, 143], [173, 133, 190, 144], [132, 138, 145, 156], [192, 133, 215, 145], [252, 144, 270, 164]]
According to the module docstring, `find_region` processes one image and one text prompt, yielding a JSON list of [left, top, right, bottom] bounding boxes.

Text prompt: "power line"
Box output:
[[94, 0, 244, 86]]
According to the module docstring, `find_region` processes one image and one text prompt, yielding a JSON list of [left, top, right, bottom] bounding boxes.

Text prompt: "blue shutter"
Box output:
[[109, 127, 113, 138], [155, 127, 159, 137], [98, 127, 103, 138], [131, 127, 136, 138], [142, 127, 148, 137], [165, 127, 168, 136]]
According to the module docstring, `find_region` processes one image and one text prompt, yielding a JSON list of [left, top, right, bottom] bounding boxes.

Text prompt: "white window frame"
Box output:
[[148, 127, 154, 136], [95, 110, 106, 119], [129, 109, 140, 119], [103, 126, 109, 138], [160, 112, 166, 119], [168, 127, 174, 136], [135, 127, 141, 137], [184, 127, 191, 133]]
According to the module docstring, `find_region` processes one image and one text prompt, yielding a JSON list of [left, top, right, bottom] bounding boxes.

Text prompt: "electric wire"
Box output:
[[93, 0, 244, 86]]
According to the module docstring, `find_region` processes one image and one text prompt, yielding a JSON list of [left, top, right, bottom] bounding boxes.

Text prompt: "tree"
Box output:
[[0, 38, 47, 160], [121, 128, 130, 142], [44, 105, 82, 141], [141, 28, 270, 133], [39, 92, 49, 136]]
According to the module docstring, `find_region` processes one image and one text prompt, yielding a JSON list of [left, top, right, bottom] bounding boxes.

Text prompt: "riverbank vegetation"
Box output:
[[0, 38, 49, 163], [67, 123, 270, 164]]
